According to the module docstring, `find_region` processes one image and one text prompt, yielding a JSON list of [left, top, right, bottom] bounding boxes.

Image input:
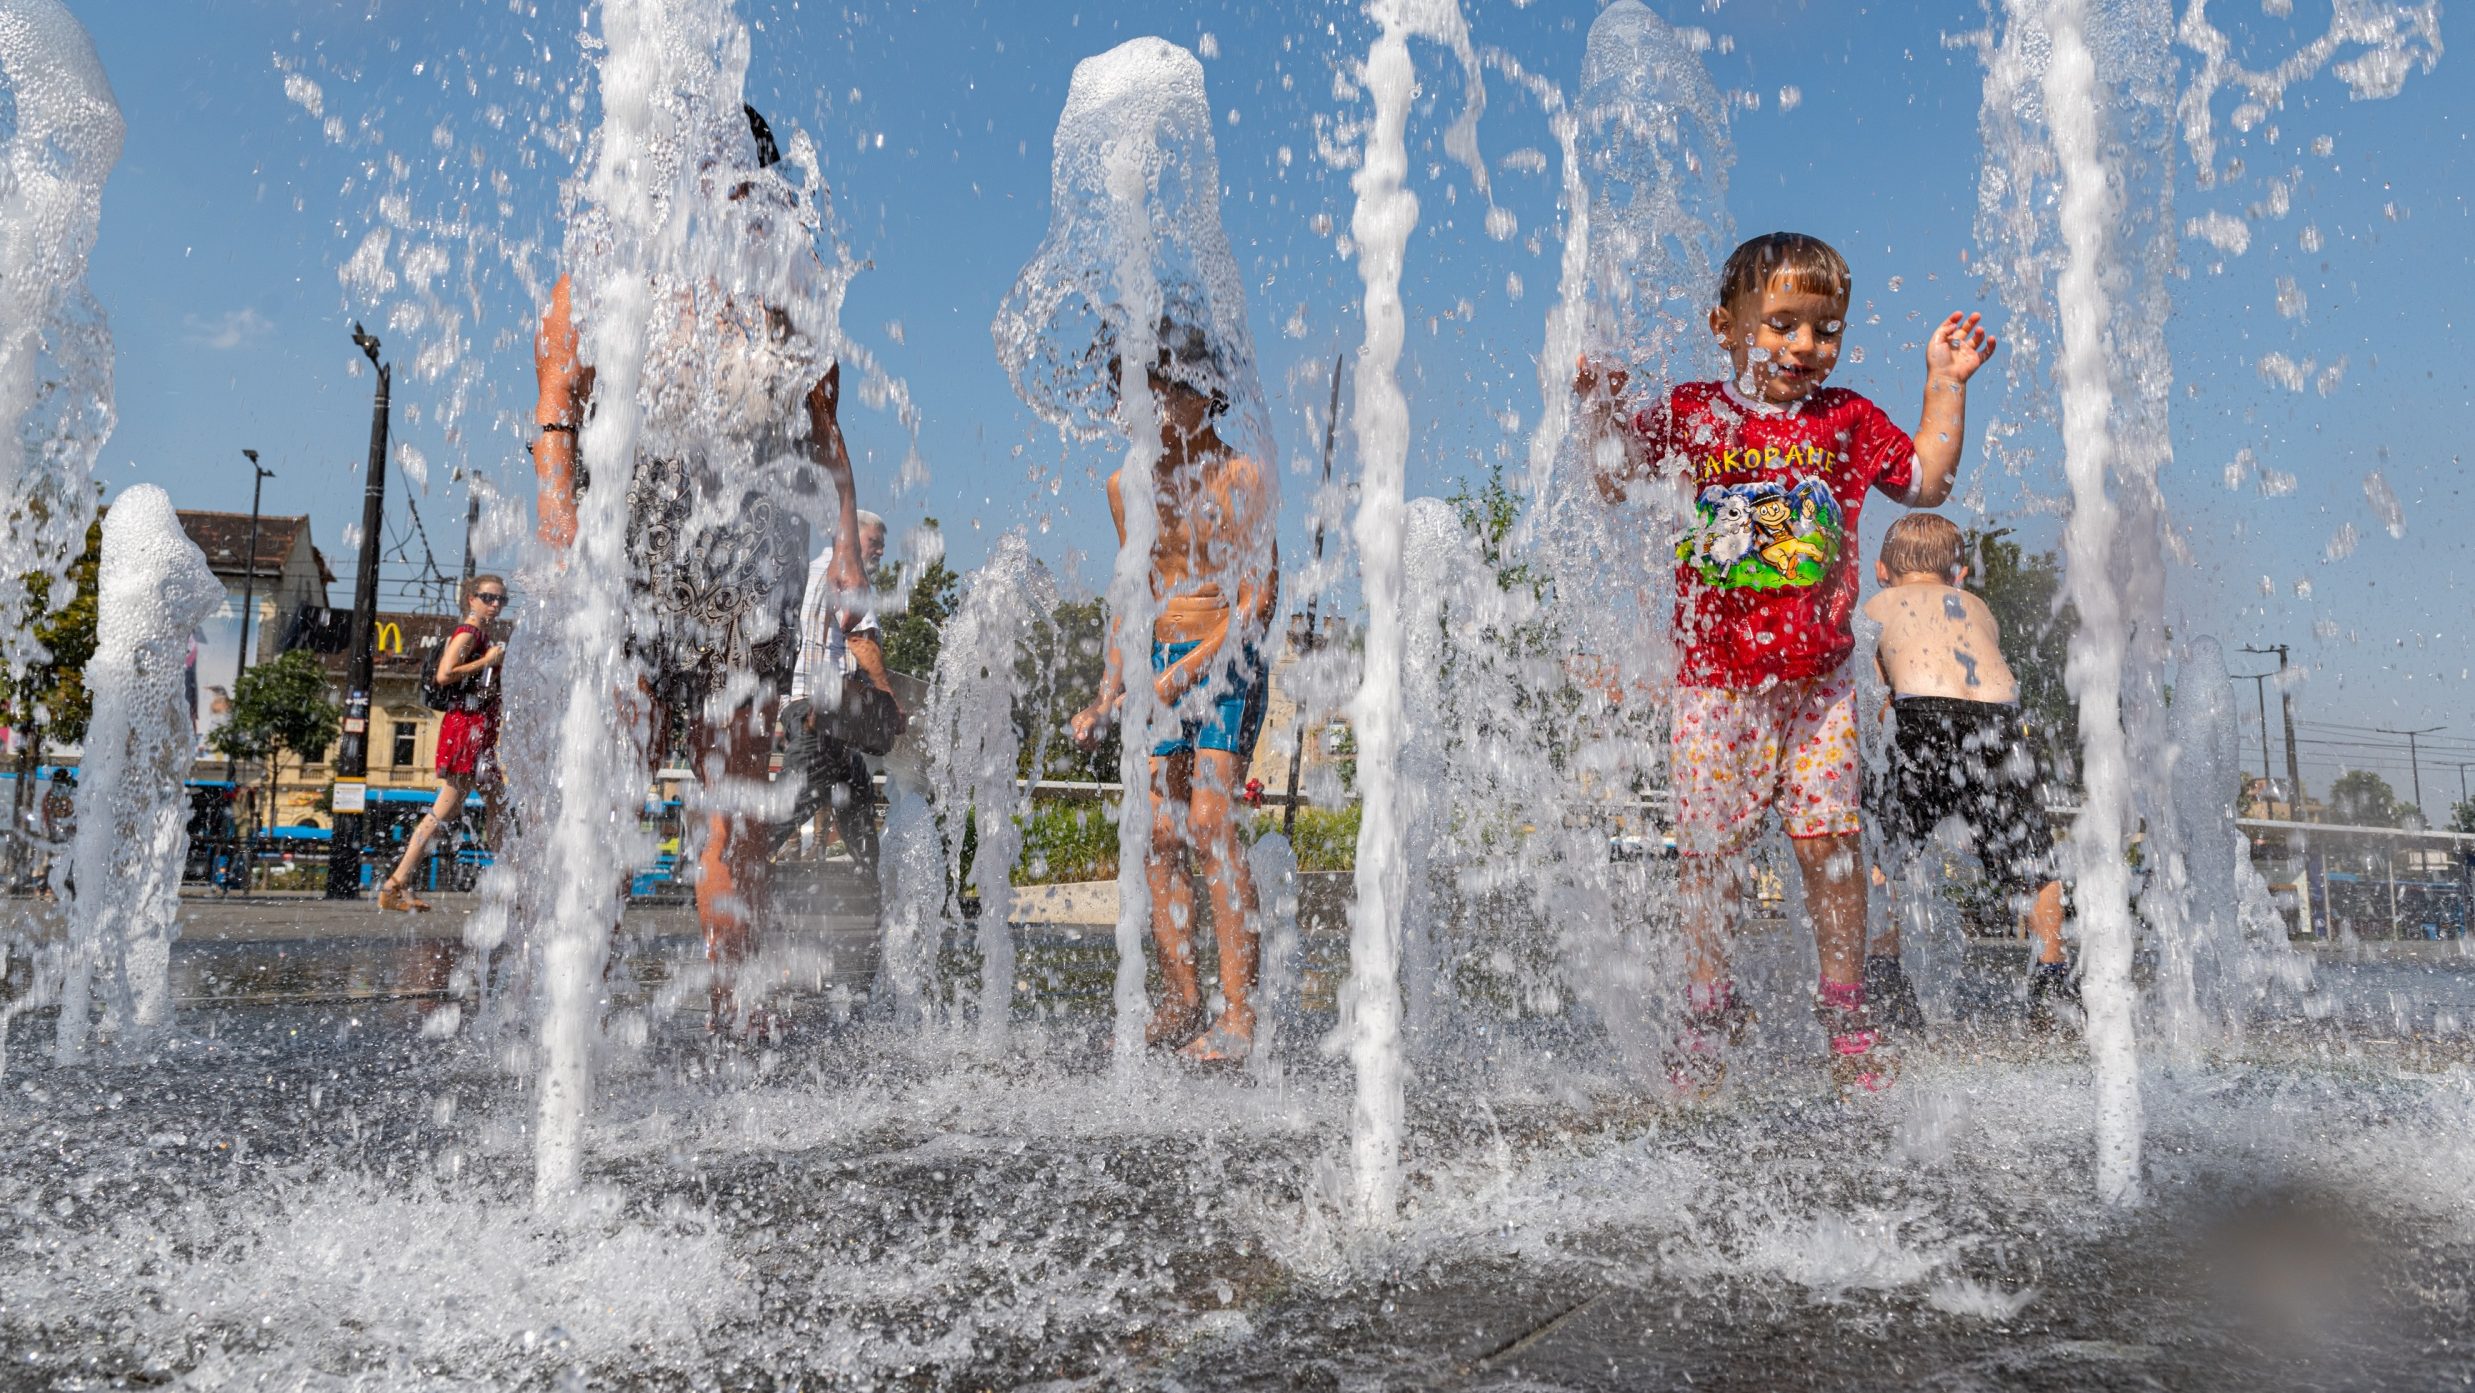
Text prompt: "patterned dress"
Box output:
[[620, 289, 820, 719]]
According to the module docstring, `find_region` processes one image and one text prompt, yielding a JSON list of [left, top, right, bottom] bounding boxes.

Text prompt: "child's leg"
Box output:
[[1866, 863, 1899, 960], [1146, 752, 1205, 1038], [1669, 684, 1765, 1009], [1187, 748, 1259, 1041], [1778, 674, 1868, 992], [385, 774, 471, 894], [1792, 832, 1868, 986], [1676, 852, 1742, 993], [696, 700, 777, 1002], [2025, 880, 2066, 964]]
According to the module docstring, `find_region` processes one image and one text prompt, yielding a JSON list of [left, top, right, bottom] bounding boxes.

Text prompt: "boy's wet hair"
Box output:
[[1879, 513, 1965, 580], [1716, 231, 1851, 310], [1101, 315, 1230, 418]]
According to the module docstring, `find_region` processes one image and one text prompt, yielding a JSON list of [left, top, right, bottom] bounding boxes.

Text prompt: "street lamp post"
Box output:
[[230, 449, 276, 892], [322, 324, 391, 900], [232, 450, 276, 695]]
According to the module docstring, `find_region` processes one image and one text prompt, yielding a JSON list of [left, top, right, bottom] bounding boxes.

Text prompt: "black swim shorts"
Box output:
[[1876, 696, 2056, 897]]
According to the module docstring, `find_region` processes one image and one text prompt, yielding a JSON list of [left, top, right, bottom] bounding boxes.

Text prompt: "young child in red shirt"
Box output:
[[1578, 231, 1997, 1098]]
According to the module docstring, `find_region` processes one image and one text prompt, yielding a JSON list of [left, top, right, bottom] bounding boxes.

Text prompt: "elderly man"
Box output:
[[781, 508, 901, 868]]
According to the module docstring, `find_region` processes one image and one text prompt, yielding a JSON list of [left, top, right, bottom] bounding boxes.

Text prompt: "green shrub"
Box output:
[[1009, 799, 1367, 883], [1276, 804, 1362, 872], [1012, 802, 1120, 885]]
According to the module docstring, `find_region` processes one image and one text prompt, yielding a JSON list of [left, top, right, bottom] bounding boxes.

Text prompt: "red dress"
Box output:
[[434, 624, 501, 779]]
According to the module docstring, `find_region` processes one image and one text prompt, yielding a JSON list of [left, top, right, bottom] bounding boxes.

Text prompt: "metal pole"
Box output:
[[324, 324, 390, 900], [460, 488, 480, 590], [2233, 671, 2274, 800], [1281, 353, 1346, 839], [2244, 644, 2305, 821], [233, 450, 274, 694], [2376, 723, 2444, 824]]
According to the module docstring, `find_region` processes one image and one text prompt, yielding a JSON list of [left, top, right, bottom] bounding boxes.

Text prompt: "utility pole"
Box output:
[[233, 450, 275, 694], [2377, 724, 2446, 826], [2231, 670, 2276, 804], [460, 487, 480, 589], [2242, 644, 2305, 821], [323, 324, 390, 900]]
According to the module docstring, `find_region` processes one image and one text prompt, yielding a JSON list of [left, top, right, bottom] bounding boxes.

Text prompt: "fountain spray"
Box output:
[[1340, 0, 1496, 1226]]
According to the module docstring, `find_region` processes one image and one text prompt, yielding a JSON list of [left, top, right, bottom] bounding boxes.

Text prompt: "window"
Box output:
[[392, 721, 419, 768]]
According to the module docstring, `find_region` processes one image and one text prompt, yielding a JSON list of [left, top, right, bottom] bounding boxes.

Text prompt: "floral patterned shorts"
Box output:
[[1670, 669, 1861, 856]]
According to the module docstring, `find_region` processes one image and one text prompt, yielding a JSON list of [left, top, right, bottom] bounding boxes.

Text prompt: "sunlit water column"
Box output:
[[1342, 0, 1486, 1226], [53, 489, 219, 1061], [534, 0, 670, 1206], [2040, 0, 2143, 1206], [0, 0, 121, 670]]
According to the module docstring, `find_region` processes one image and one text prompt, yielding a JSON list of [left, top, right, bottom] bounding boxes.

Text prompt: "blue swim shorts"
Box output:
[[1149, 639, 1268, 760]]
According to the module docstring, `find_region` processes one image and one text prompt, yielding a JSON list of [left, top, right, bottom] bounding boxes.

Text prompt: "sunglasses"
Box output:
[[475, 592, 507, 605]]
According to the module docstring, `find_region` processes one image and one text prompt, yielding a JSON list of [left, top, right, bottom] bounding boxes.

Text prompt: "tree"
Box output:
[[1965, 525, 2079, 784], [872, 519, 960, 679], [2451, 797, 2475, 836], [0, 515, 102, 751], [0, 515, 101, 877], [210, 650, 341, 854], [1014, 596, 1119, 782], [2327, 769, 2402, 828]]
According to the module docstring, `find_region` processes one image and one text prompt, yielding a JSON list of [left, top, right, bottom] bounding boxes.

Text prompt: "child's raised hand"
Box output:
[[1925, 312, 1998, 384], [1573, 352, 1631, 406]]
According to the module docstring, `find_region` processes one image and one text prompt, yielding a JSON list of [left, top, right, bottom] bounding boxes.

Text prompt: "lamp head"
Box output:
[[242, 449, 258, 464], [350, 320, 382, 366]]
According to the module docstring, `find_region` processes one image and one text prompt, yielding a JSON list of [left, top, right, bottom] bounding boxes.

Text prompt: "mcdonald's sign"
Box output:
[[373, 621, 403, 655]]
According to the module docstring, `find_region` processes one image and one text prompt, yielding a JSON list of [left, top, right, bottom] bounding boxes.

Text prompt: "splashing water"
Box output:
[[994, 37, 1276, 1066], [879, 531, 1057, 1043], [2151, 637, 2315, 1049], [1340, 0, 1495, 1227], [1971, 0, 2188, 1206], [0, 0, 120, 677], [52, 487, 219, 1062], [519, 0, 862, 1203]]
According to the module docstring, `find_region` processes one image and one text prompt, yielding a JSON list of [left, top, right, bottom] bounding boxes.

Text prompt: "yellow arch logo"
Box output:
[[373, 621, 403, 655]]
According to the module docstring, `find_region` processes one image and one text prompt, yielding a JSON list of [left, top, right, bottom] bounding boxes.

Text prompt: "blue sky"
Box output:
[[67, 0, 2472, 817]]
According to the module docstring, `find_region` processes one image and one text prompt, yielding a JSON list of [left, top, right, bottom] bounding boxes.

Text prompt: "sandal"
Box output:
[[377, 882, 433, 913]]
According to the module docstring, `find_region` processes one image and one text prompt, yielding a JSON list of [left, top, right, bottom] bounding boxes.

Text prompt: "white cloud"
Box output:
[[182, 307, 272, 351]]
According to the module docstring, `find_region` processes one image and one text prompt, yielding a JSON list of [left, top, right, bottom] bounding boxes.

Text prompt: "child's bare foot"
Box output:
[[1178, 1013, 1254, 1065], [1144, 1000, 1206, 1051]]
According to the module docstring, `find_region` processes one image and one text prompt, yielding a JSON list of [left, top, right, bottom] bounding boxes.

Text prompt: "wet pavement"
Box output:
[[3, 895, 2472, 1390]]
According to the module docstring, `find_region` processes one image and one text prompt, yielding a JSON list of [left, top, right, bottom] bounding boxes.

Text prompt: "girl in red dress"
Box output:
[[378, 574, 507, 912]]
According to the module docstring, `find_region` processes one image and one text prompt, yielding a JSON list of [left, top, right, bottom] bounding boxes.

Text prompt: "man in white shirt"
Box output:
[[791, 509, 888, 705], [783, 509, 898, 866]]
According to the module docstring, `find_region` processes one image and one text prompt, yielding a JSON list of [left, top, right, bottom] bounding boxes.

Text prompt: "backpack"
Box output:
[[420, 625, 480, 712]]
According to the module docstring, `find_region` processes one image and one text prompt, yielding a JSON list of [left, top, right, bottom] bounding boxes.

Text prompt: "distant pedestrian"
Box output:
[[780, 507, 902, 870], [378, 575, 507, 912], [39, 769, 75, 900]]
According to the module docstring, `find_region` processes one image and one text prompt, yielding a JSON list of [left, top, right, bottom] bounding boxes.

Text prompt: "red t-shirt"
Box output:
[[1632, 380, 1917, 688]]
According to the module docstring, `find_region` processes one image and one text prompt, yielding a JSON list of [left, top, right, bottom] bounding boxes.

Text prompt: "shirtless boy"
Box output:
[[1071, 321, 1278, 1064], [1863, 513, 2076, 1030]]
